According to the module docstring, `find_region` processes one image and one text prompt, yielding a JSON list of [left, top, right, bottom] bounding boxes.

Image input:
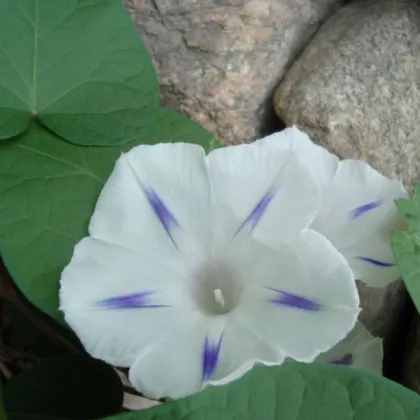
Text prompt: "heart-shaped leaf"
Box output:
[[3, 354, 123, 419], [0, 108, 218, 321], [104, 363, 420, 420], [392, 184, 420, 313], [0, 0, 158, 146], [140, 107, 220, 153]]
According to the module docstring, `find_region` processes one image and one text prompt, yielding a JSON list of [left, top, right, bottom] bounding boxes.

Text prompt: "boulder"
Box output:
[[274, 0, 420, 191], [274, 0, 419, 379], [125, 0, 345, 144]]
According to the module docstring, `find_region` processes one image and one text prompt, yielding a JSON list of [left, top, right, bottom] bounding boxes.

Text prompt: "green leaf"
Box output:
[[0, 0, 158, 146], [392, 184, 420, 312], [0, 109, 216, 321], [395, 184, 420, 232], [3, 354, 123, 419], [104, 363, 420, 420], [142, 108, 220, 153]]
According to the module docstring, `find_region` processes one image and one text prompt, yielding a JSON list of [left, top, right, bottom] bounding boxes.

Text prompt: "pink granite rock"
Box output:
[[274, 0, 420, 191], [125, 0, 344, 144]]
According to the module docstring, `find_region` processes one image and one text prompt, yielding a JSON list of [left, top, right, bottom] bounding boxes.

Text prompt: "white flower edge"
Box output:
[[256, 126, 409, 288]]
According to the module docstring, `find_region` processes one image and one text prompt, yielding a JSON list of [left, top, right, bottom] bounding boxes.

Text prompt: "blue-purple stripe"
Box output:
[[145, 187, 179, 235], [94, 291, 165, 309], [356, 256, 395, 267], [269, 290, 322, 311], [238, 189, 276, 233], [202, 335, 223, 381], [350, 200, 381, 219], [330, 358, 353, 366]]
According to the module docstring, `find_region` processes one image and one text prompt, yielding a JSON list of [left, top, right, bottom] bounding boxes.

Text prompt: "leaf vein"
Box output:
[[13, 143, 103, 184], [32, 0, 39, 108]]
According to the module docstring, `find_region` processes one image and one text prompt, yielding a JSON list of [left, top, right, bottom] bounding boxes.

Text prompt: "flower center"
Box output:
[[191, 260, 243, 316], [213, 288, 225, 308]]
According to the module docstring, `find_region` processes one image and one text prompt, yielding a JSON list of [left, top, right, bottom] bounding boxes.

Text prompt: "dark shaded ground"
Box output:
[[0, 299, 37, 380]]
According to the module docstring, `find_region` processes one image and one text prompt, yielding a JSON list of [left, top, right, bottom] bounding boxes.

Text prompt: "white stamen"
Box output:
[[213, 288, 225, 307]]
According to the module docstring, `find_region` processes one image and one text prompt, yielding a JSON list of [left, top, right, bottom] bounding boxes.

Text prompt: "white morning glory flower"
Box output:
[[316, 321, 383, 374], [60, 143, 360, 400], [257, 127, 409, 287]]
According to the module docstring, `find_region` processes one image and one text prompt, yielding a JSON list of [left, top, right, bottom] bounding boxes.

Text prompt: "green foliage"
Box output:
[[0, 0, 159, 146], [0, 109, 217, 322], [3, 354, 123, 419], [105, 363, 420, 420], [392, 184, 420, 313], [142, 108, 220, 153]]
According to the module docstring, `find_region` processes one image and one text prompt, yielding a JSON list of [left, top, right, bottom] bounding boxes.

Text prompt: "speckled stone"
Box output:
[[125, 0, 344, 145], [274, 0, 420, 191], [274, 0, 419, 378]]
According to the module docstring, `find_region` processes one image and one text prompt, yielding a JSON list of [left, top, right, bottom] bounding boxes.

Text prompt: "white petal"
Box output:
[[316, 321, 383, 374], [206, 314, 285, 388], [310, 160, 408, 287], [227, 229, 360, 362], [207, 144, 320, 250], [89, 143, 210, 268], [256, 126, 339, 189], [129, 315, 225, 400], [60, 237, 196, 367]]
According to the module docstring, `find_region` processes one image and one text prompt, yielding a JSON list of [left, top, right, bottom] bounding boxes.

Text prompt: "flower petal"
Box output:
[[207, 144, 320, 250], [60, 237, 195, 367], [310, 160, 408, 287], [206, 315, 285, 388], [256, 126, 339, 189], [226, 229, 360, 362], [89, 143, 211, 269], [316, 321, 383, 374], [129, 316, 225, 400]]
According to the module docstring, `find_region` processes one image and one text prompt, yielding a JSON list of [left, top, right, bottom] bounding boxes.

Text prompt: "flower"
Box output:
[[316, 321, 383, 374], [60, 142, 360, 400], [257, 127, 409, 287]]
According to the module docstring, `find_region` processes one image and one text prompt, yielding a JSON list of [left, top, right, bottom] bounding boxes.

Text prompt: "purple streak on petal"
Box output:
[[145, 188, 180, 235], [202, 335, 223, 381], [350, 200, 382, 219], [356, 256, 395, 267], [238, 189, 276, 233], [330, 359, 352, 366], [94, 291, 165, 309], [330, 353, 353, 366], [269, 290, 322, 311]]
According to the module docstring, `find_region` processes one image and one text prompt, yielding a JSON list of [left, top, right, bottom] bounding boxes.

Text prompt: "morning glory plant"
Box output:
[[59, 127, 406, 400], [257, 127, 408, 287], [59, 139, 359, 399]]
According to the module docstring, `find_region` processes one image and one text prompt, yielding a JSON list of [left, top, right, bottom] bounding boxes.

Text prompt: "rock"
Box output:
[[125, 0, 345, 144], [357, 281, 408, 339], [354, 281, 411, 380], [274, 0, 420, 191], [274, 0, 419, 378]]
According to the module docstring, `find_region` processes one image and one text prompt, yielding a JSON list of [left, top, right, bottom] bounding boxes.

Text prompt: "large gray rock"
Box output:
[[125, 0, 344, 144], [274, 0, 419, 376], [274, 0, 420, 191]]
